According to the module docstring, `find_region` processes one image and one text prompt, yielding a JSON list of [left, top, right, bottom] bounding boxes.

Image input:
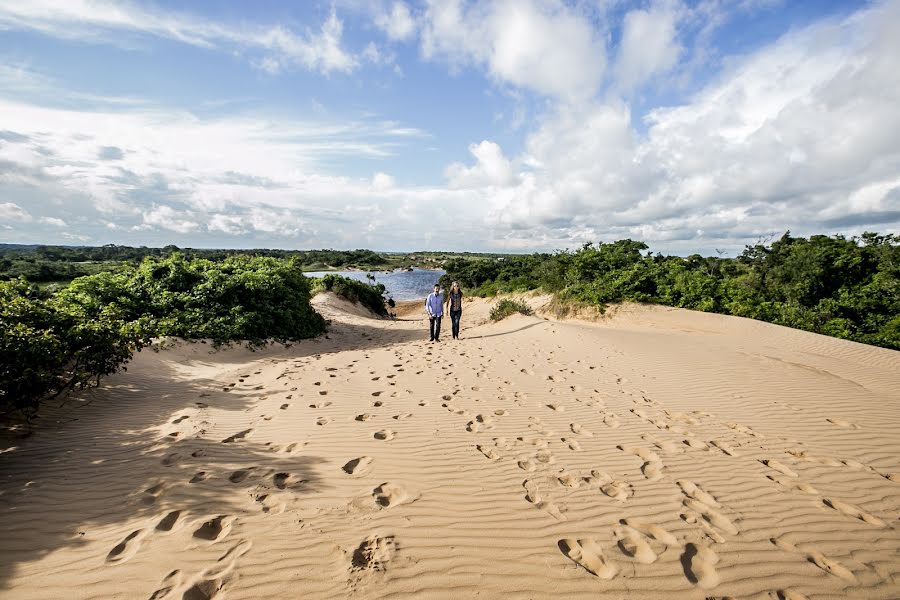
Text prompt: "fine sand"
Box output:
[[1, 292, 899, 599]]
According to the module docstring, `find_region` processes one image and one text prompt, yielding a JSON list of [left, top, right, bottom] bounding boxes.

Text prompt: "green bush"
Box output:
[[445, 233, 900, 350], [314, 274, 388, 317], [489, 299, 534, 321], [1, 255, 327, 418], [1, 279, 151, 418]]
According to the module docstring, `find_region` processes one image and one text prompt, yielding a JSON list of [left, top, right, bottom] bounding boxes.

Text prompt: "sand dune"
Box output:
[[1, 292, 898, 599]]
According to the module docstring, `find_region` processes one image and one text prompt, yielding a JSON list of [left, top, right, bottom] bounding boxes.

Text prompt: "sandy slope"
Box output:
[[1, 292, 898, 599]]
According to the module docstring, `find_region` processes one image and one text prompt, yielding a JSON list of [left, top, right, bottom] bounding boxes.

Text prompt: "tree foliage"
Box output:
[[1, 255, 325, 418], [443, 233, 900, 350], [311, 274, 389, 317]]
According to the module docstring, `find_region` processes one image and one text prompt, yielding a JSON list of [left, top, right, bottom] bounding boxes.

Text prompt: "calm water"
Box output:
[[305, 268, 446, 301]]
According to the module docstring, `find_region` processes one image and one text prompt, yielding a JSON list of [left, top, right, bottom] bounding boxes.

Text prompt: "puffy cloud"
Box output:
[[481, 0, 900, 252], [141, 205, 200, 234], [0, 202, 32, 222], [376, 1, 416, 41], [445, 141, 516, 189], [372, 172, 395, 190], [420, 0, 606, 100], [40, 216, 67, 227], [614, 6, 681, 92]]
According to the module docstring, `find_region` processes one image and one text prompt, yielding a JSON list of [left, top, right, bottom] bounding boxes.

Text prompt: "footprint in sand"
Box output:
[[683, 438, 709, 450], [373, 482, 413, 508], [558, 538, 617, 579], [771, 537, 856, 583], [229, 469, 253, 484], [355, 413, 373, 422], [171, 415, 189, 424], [156, 510, 182, 533], [274, 472, 295, 490], [476, 444, 500, 460], [709, 440, 738, 456], [677, 480, 719, 507], [602, 413, 620, 428], [161, 453, 181, 467], [614, 525, 657, 563], [620, 519, 679, 547], [682, 498, 738, 536], [193, 515, 235, 542], [351, 535, 396, 572], [761, 459, 798, 478], [343, 456, 374, 477], [141, 482, 166, 505], [599, 478, 632, 502], [316, 417, 331, 426], [642, 436, 680, 455], [823, 498, 886, 527], [517, 458, 537, 472], [106, 529, 146, 563], [547, 403, 565, 412], [681, 542, 719, 588], [374, 430, 395, 441], [826, 418, 859, 429], [309, 401, 332, 409], [279, 442, 305, 454], [221, 429, 252, 444], [148, 570, 182, 600], [562, 438, 582, 452], [570, 423, 592, 437], [523, 480, 566, 520], [189, 471, 207, 483], [557, 471, 581, 488], [767, 475, 818, 494], [280, 403, 290, 410]]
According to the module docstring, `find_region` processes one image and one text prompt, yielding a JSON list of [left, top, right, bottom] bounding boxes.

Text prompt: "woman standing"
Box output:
[[446, 281, 464, 340]]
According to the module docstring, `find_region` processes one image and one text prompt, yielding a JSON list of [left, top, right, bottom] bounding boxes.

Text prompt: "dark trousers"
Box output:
[[429, 316, 442, 341], [450, 310, 462, 338]]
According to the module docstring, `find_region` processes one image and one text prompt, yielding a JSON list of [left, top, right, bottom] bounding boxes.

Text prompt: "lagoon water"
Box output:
[[304, 268, 446, 301]]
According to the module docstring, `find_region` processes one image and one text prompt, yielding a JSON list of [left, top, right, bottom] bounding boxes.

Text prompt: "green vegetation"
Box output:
[[489, 298, 534, 321], [310, 274, 389, 317], [1, 254, 324, 419], [0, 245, 514, 285], [442, 232, 900, 350]]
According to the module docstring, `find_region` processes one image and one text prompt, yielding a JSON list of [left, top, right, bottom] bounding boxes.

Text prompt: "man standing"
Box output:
[[425, 283, 444, 342]]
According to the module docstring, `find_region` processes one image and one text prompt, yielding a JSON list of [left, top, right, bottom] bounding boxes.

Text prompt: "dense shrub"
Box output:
[[445, 233, 900, 350], [1, 255, 326, 418], [1, 279, 150, 418], [489, 299, 534, 321], [312, 274, 389, 317]]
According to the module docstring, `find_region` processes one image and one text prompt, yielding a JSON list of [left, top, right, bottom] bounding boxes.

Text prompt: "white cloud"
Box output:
[[376, 1, 416, 41], [0, 1, 359, 75], [445, 141, 517, 189], [0, 202, 32, 222], [420, 0, 606, 100], [39, 216, 67, 227], [141, 205, 200, 234], [372, 172, 395, 190], [480, 0, 900, 251], [614, 6, 681, 92]]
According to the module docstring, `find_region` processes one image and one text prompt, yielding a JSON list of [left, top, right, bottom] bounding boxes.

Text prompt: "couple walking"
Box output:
[[425, 281, 463, 342]]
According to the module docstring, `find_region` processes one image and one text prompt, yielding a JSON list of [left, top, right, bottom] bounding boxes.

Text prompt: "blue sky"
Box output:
[[1, 0, 898, 254]]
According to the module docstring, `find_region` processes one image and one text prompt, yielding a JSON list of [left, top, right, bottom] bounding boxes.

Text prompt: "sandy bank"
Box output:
[[1, 294, 898, 599]]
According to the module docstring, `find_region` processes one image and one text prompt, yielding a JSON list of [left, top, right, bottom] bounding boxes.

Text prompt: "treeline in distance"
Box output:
[[440, 232, 899, 350]]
